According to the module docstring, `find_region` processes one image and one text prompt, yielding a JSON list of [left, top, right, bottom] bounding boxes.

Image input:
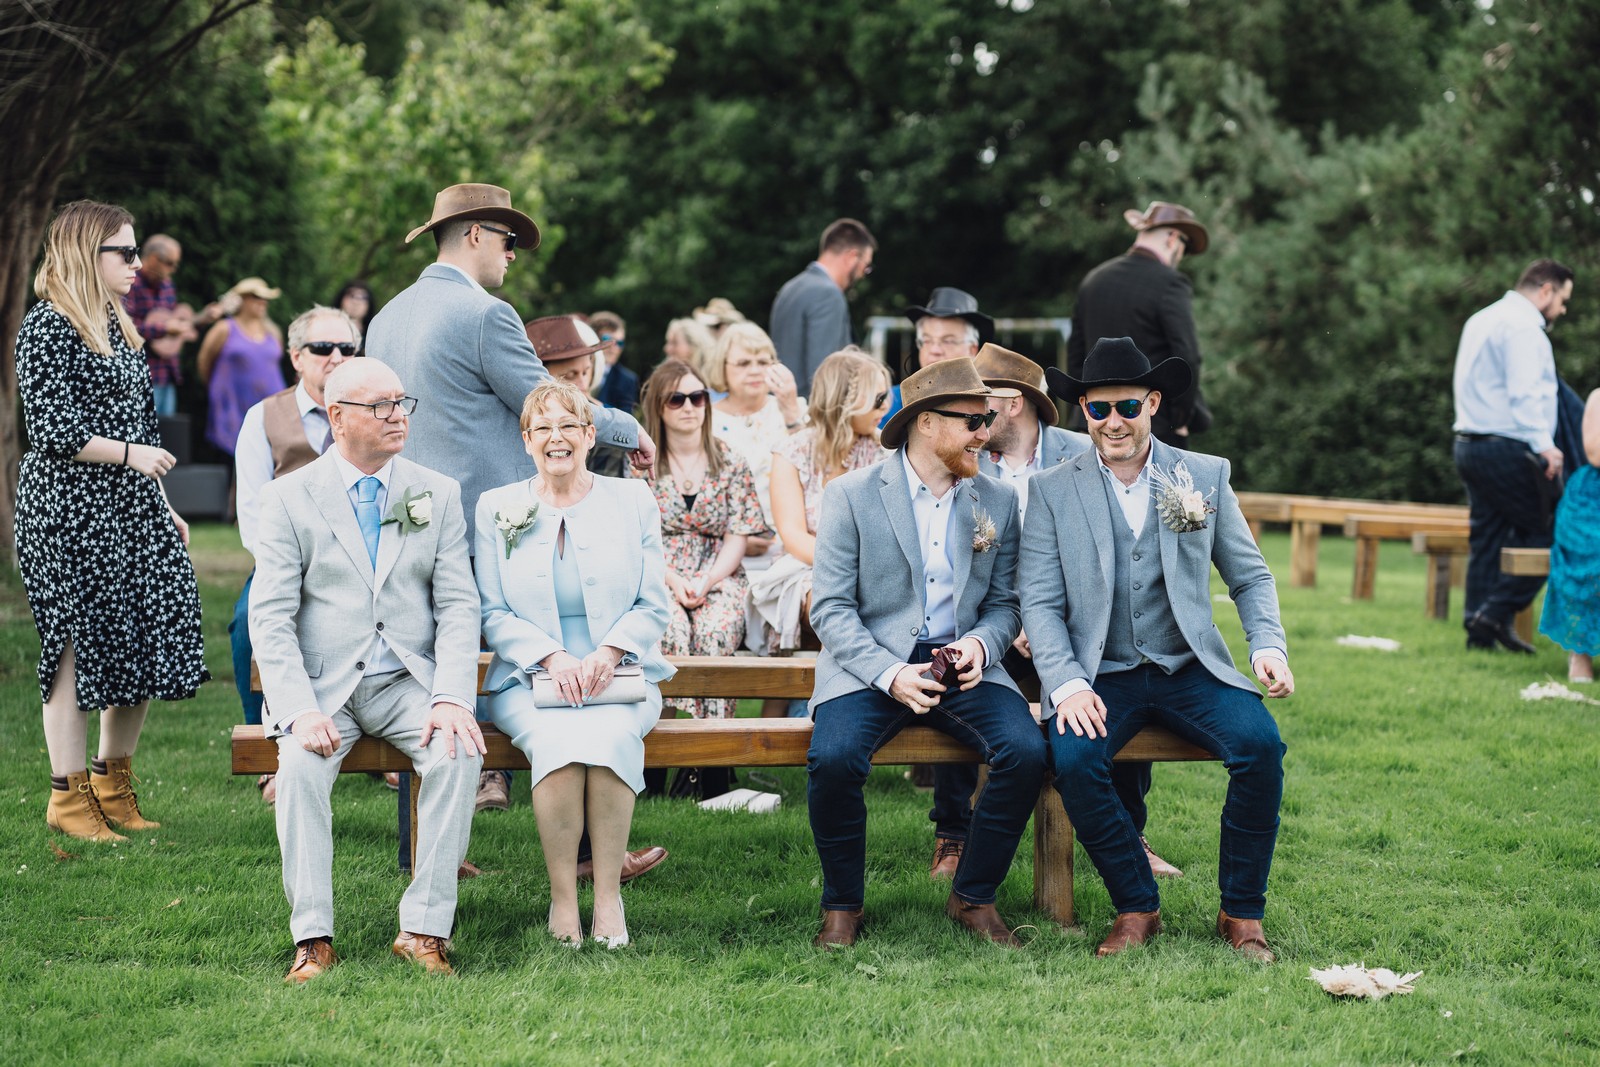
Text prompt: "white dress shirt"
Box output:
[[1452, 289, 1559, 453], [434, 260, 488, 294], [235, 382, 330, 556], [989, 432, 1044, 520]]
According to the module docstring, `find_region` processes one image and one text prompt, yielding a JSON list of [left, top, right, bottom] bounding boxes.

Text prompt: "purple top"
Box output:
[[206, 318, 284, 454]]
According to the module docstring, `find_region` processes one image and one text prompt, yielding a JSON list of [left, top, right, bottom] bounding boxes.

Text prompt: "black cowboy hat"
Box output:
[[1044, 336, 1192, 405], [905, 287, 995, 346]]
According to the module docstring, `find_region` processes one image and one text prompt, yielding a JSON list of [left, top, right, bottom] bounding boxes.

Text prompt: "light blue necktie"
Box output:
[[355, 476, 381, 567]]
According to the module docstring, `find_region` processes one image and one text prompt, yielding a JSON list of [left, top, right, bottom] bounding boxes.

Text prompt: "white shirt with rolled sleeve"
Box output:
[[234, 383, 330, 557]]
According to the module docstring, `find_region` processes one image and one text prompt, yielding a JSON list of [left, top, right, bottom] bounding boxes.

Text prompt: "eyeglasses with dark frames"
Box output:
[[1083, 394, 1150, 421], [664, 389, 710, 410], [472, 223, 517, 252], [336, 396, 419, 419], [928, 408, 998, 432], [99, 245, 140, 265], [302, 341, 360, 358]]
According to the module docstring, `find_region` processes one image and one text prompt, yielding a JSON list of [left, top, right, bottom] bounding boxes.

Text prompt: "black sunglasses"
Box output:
[[1083, 396, 1149, 421], [928, 408, 998, 432], [302, 341, 360, 358], [473, 223, 518, 252], [99, 245, 139, 265], [665, 389, 710, 409]]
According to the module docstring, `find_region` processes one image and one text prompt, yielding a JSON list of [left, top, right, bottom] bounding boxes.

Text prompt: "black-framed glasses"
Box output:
[[1083, 395, 1149, 421], [302, 341, 360, 358], [929, 408, 998, 432], [473, 223, 517, 251], [665, 389, 710, 409], [99, 245, 139, 265], [336, 396, 418, 419]]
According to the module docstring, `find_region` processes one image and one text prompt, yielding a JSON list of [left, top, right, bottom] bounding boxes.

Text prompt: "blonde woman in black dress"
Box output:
[[15, 200, 209, 841]]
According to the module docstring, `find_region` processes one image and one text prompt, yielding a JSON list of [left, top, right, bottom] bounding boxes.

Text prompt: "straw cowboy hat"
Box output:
[[880, 357, 993, 450], [974, 343, 1058, 427], [523, 314, 613, 365], [227, 277, 281, 300], [1123, 201, 1209, 255], [404, 183, 541, 249], [1044, 336, 1192, 406]]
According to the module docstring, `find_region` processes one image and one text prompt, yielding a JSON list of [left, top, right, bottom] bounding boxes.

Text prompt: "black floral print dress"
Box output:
[[14, 301, 209, 709]]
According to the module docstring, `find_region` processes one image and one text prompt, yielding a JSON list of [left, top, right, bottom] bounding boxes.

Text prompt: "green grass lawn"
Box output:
[[3, 526, 1598, 1065]]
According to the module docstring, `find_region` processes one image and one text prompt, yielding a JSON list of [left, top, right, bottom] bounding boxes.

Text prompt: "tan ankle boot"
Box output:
[[91, 756, 159, 830], [46, 771, 127, 842]]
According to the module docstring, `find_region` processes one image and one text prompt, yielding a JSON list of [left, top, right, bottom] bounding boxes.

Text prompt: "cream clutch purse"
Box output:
[[529, 665, 647, 707]]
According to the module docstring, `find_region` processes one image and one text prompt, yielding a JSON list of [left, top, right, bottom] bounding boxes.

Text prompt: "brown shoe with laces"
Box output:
[[46, 771, 127, 842], [1216, 909, 1275, 963], [1141, 836, 1182, 878], [1096, 910, 1161, 957], [929, 837, 964, 880], [91, 756, 159, 830], [284, 938, 336, 984], [392, 931, 454, 975]]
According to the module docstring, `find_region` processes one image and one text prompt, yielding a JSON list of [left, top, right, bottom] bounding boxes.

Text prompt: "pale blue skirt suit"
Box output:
[[474, 476, 675, 793]]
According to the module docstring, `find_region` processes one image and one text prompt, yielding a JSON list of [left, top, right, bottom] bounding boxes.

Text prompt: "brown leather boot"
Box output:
[[1096, 910, 1161, 957], [1216, 909, 1275, 963], [813, 909, 864, 949], [46, 771, 127, 842], [91, 756, 159, 830]]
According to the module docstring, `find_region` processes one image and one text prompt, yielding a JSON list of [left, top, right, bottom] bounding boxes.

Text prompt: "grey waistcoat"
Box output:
[[1098, 474, 1197, 675]]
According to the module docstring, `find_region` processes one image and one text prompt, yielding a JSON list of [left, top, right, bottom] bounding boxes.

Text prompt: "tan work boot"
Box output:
[[91, 756, 160, 830], [46, 771, 127, 842]]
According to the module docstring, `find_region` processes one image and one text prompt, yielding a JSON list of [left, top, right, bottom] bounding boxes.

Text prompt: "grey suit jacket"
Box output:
[[978, 424, 1093, 480], [249, 451, 481, 736], [769, 263, 850, 396], [474, 476, 675, 693], [366, 264, 641, 547], [808, 454, 1023, 710], [1019, 439, 1284, 701]]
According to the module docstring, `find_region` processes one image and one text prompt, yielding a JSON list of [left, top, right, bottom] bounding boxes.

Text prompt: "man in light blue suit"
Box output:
[[1021, 337, 1293, 962], [807, 357, 1046, 949]]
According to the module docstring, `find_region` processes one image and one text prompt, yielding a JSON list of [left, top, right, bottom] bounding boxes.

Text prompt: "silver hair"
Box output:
[[323, 358, 398, 408], [914, 321, 981, 349], [287, 305, 359, 353]]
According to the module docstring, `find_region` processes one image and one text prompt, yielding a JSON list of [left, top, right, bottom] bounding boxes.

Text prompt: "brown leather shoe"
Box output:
[[392, 931, 454, 975], [944, 895, 1022, 948], [92, 757, 159, 830], [1142, 836, 1182, 878], [929, 837, 964, 880], [813, 908, 864, 949], [1216, 909, 1275, 963], [1096, 910, 1161, 957], [46, 771, 127, 842], [284, 938, 336, 984], [475, 769, 509, 813], [577, 845, 669, 885]]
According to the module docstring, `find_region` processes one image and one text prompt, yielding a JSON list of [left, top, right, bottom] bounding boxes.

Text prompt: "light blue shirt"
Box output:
[[1452, 290, 1558, 453]]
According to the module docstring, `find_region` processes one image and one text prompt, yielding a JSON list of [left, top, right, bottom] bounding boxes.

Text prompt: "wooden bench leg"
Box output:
[[1032, 785, 1074, 928], [1514, 606, 1534, 645], [1246, 518, 1263, 544], [408, 772, 421, 880], [1351, 536, 1378, 600], [1290, 521, 1320, 588], [1424, 552, 1451, 619]]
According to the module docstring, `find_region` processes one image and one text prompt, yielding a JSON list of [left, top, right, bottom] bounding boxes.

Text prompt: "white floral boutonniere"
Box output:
[[1149, 461, 1215, 533], [381, 488, 433, 534], [972, 506, 998, 553], [495, 502, 539, 559]]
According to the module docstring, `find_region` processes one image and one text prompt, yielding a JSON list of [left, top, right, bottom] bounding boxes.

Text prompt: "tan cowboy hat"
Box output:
[[1123, 201, 1209, 255], [880, 357, 993, 451], [228, 277, 281, 300], [404, 183, 541, 249], [974, 343, 1058, 427], [524, 314, 612, 364]]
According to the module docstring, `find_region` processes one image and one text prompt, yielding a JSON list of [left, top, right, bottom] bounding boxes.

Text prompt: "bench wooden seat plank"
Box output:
[[1343, 514, 1470, 600], [1275, 496, 1467, 589]]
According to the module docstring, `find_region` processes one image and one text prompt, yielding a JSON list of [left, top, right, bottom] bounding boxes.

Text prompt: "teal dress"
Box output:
[[1541, 464, 1600, 656]]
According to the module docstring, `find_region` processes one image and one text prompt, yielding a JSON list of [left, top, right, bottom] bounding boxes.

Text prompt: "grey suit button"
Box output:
[[1135, 641, 1143, 648], [585, 577, 596, 585], [376, 622, 385, 631], [1133, 583, 1141, 590], [1134, 611, 1142, 618], [910, 627, 920, 636], [356, 661, 366, 670], [1132, 553, 1141, 561]]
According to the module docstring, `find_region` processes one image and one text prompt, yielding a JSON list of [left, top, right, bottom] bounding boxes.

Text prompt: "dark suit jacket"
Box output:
[[1067, 249, 1212, 440], [598, 361, 640, 413]]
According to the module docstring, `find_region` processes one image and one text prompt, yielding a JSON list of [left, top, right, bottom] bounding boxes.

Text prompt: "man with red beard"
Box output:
[[804, 358, 1045, 949]]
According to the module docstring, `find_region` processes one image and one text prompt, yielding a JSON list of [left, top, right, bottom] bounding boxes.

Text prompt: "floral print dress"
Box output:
[[637, 439, 770, 718], [13, 302, 209, 709]]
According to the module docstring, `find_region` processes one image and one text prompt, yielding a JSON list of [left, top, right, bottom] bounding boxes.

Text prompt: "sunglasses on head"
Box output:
[[928, 408, 998, 432], [665, 389, 710, 409], [99, 245, 139, 265], [1083, 395, 1149, 421], [302, 341, 360, 358], [473, 223, 518, 252]]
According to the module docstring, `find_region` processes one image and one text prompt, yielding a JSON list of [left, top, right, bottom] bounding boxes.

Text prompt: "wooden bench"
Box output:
[[1285, 498, 1466, 589], [1413, 531, 1469, 619], [1342, 514, 1470, 600], [1502, 547, 1551, 643], [235, 654, 1216, 927]]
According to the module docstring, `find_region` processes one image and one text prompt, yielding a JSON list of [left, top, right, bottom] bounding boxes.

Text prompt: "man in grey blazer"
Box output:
[[1021, 337, 1292, 961], [769, 217, 876, 396], [807, 357, 1046, 949], [251, 360, 485, 983]]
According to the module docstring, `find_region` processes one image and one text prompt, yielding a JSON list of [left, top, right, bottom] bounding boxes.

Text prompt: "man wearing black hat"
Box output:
[[881, 287, 994, 427], [1067, 201, 1213, 447], [1021, 337, 1292, 961]]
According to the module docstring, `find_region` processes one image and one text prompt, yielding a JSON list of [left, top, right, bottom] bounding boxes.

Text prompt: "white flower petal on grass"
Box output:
[[1309, 963, 1422, 999], [1520, 681, 1600, 705], [1336, 635, 1402, 652]]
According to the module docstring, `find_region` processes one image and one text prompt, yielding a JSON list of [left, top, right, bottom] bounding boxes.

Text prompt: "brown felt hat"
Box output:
[[524, 314, 612, 365], [974, 343, 1058, 427], [405, 183, 541, 249], [880, 357, 993, 450], [1123, 201, 1209, 255]]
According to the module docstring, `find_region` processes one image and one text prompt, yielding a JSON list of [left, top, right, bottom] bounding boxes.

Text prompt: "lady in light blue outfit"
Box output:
[[475, 380, 674, 948]]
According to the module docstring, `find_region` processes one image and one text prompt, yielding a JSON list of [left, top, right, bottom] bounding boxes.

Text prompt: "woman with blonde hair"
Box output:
[[662, 317, 718, 396], [749, 349, 889, 659], [15, 200, 208, 841]]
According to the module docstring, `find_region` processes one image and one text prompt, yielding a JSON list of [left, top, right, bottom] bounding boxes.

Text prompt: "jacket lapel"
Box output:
[[879, 457, 924, 576], [952, 480, 978, 613], [1149, 441, 1179, 579], [1070, 452, 1115, 595], [310, 456, 375, 592]]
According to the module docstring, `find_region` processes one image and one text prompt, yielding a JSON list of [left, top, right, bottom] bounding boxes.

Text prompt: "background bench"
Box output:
[[1502, 547, 1551, 642], [236, 654, 1216, 927]]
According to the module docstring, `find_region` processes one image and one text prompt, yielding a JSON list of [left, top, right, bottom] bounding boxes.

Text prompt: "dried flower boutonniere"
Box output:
[[1148, 462, 1214, 533], [972, 506, 998, 553], [381, 488, 433, 534], [495, 502, 539, 559]]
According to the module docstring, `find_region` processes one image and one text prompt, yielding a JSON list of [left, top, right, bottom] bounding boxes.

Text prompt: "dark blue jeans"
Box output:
[[809, 677, 1045, 911], [1048, 662, 1285, 919], [229, 572, 263, 726]]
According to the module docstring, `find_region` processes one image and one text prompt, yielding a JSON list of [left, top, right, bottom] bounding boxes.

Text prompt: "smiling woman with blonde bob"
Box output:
[[474, 379, 674, 949]]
